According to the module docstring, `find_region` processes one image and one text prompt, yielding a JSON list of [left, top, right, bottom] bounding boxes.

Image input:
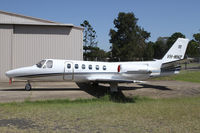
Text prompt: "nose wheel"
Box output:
[[25, 81, 32, 91]]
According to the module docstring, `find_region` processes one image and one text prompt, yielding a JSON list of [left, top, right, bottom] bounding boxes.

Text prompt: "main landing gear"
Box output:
[[109, 82, 118, 92], [25, 81, 32, 91]]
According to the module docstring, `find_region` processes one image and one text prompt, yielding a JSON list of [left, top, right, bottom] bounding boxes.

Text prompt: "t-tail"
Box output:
[[162, 38, 189, 63], [159, 38, 189, 76]]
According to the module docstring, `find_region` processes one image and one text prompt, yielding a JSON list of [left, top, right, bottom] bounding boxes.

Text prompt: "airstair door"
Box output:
[[64, 61, 74, 80]]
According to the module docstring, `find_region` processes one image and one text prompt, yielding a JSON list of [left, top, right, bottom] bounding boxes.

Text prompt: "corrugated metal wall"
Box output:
[[12, 25, 83, 68], [0, 25, 12, 81]]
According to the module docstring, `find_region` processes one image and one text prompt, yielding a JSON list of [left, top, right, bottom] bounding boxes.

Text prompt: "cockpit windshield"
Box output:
[[36, 60, 46, 68]]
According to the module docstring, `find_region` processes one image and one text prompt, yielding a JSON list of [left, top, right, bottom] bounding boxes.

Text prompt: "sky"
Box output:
[[0, 0, 200, 51]]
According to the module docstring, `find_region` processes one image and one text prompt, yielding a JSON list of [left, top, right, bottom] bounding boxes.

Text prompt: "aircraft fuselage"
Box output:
[[6, 59, 162, 82]]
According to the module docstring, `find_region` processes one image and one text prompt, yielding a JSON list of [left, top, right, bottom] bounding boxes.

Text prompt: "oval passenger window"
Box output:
[[82, 64, 86, 69], [103, 65, 106, 70], [75, 64, 79, 69], [89, 65, 92, 70], [67, 64, 71, 69]]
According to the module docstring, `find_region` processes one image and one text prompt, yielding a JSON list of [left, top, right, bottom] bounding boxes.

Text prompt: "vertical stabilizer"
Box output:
[[162, 38, 189, 63]]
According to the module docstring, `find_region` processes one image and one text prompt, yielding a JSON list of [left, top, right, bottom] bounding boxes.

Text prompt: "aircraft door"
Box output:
[[64, 62, 74, 80]]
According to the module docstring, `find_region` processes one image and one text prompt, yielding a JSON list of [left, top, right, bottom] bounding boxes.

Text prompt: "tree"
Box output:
[[186, 32, 200, 57], [153, 38, 168, 59], [193, 33, 200, 43], [109, 12, 150, 61], [80, 20, 108, 61], [80, 20, 99, 60], [84, 46, 107, 61], [186, 40, 200, 57], [143, 41, 154, 60], [167, 32, 185, 49], [80, 20, 97, 48]]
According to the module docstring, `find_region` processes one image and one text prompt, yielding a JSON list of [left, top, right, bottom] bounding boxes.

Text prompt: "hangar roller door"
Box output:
[[0, 25, 12, 81], [12, 25, 82, 69]]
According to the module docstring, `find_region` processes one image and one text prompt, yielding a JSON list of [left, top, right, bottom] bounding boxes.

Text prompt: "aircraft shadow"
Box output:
[[139, 84, 171, 90], [77, 83, 136, 103], [119, 83, 171, 91], [79, 83, 171, 103]]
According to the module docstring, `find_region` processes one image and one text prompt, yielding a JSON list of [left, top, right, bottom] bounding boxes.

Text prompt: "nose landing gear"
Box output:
[[25, 81, 32, 91]]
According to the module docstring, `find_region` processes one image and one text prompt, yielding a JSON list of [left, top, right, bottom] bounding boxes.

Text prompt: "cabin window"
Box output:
[[89, 65, 92, 70], [75, 64, 79, 69], [103, 65, 106, 70], [96, 65, 99, 70], [82, 64, 85, 69], [46, 60, 53, 68], [36, 60, 46, 68], [67, 64, 71, 69]]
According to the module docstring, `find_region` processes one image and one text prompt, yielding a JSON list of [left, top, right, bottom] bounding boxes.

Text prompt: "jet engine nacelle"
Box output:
[[119, 64, 150, 74]]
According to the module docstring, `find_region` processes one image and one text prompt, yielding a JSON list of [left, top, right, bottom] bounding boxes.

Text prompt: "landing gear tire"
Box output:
[[25, 83, 32, 91]]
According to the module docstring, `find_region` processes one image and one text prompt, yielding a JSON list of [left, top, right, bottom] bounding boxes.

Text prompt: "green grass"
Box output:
[[0, 96, 200, 133], [181, 63, 200, 68], [152, 70, 200, 83]]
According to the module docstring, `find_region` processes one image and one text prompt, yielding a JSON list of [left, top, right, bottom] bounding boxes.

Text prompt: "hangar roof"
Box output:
[[0, 10, 83, 30]]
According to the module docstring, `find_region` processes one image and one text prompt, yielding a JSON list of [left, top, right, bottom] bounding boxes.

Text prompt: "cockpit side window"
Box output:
[[36, 60, 46, 68], [46, 60, 53, 68]]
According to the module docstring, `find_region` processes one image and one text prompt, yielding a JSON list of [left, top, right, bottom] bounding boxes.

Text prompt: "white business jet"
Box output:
[[6, 38, 189, 92]]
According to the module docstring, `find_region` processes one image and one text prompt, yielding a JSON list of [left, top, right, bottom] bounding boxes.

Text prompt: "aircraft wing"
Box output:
[[87, 77, 144, 83]]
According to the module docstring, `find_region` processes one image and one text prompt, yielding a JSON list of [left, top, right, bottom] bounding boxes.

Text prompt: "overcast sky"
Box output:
[[0, 0, 200, 51]]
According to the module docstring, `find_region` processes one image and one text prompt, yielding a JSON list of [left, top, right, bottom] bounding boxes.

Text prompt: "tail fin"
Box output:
[[162, 38, 189, 63]]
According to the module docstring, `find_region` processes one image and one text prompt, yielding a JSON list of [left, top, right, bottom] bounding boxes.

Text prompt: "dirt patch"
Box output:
[[0, 118, 39, 129]]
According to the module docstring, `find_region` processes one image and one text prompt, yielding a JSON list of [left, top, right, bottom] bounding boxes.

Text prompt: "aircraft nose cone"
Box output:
[[5, 69, 21, 78], [5, 66, 34, 78], [5, 70, 13, 78]]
